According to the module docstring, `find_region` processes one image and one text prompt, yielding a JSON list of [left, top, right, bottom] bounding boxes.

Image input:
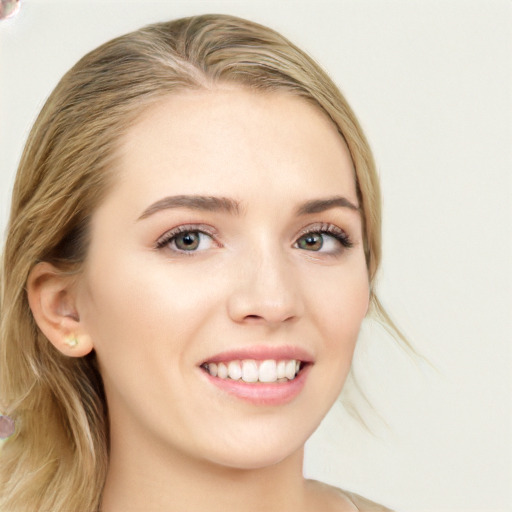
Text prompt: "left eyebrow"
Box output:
[[137, 195, 242, 220], [294, 196, 360, 215]]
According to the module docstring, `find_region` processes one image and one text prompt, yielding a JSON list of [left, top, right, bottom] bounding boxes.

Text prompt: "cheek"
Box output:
[[308, 261, 369, 360], [294, 258, 369, 423], [77, 256, 219, 424], [79, 252, 222, 360]]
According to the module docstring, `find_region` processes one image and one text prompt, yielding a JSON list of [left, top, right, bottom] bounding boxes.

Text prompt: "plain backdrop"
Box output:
[[1, 1, 511, 511]]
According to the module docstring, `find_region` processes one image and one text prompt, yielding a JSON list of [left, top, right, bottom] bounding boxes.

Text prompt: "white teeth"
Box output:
[[217, 362, 228, 379], [259, 360, 277, 383], [228, 361, 242, 380], [285, 360, 297, 380], [241, 360, 259, 383], [276, 361, 286, 379], [205, 359, 302, 383]]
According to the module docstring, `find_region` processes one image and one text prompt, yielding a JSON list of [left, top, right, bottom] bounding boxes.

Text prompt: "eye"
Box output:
[[156, 225, 218, 254], [294, 223, 353, 255]]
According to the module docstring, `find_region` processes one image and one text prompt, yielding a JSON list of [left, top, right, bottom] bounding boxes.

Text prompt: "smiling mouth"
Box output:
[[201, 359, 306, 383]]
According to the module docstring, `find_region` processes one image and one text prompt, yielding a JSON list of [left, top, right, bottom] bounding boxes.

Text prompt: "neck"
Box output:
[[101, 423, 309, 512]]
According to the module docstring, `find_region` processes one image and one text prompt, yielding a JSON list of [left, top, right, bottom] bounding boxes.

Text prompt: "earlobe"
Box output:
[[27, 262, 94, 357]]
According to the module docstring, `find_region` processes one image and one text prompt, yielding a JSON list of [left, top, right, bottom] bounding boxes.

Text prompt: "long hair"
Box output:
[[0, 14, 405, 511]]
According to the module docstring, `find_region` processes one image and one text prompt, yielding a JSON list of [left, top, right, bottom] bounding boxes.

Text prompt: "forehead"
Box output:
[[112, 86, 357, 214]]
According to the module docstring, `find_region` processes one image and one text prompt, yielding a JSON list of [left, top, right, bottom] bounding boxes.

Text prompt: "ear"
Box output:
[[27, 262, 93, 357]]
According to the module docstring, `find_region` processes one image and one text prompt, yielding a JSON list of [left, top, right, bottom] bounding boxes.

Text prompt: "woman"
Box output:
[[0, 14, 402, 511]]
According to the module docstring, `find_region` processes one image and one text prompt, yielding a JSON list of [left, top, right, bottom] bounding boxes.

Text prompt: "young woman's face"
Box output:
[[77, 86, 369, 469]]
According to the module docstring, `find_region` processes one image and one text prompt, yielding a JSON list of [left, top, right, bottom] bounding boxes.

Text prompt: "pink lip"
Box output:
[[200, 363, 312, 406], [198, 345, 314, 406], [201, 345, 315, 365]]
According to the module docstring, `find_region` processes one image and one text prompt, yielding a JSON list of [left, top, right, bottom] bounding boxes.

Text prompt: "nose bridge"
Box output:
[[227, 233, 304, 325]]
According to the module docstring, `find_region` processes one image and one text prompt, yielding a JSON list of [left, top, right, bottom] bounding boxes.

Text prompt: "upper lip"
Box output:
[[200, 345, 315, 365]]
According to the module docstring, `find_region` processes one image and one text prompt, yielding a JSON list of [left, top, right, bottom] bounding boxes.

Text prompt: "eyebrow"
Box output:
[[137, 194, 359, 221], [138, 195, 242, 220], [294, 196, 360, 215]]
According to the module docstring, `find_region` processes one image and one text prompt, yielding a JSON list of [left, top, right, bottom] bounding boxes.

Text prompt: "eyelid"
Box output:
[[294, 222, 353, 253], [154, 221, 353, 254], [155, 223, 219, 250], [295, 222, 351, 240]]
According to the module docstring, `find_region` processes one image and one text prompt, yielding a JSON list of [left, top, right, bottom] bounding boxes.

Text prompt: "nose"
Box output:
[[226, 245, 304, 327]]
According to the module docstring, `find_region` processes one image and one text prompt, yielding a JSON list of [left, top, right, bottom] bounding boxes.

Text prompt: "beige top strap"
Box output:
[[342, 489, 395, 512]]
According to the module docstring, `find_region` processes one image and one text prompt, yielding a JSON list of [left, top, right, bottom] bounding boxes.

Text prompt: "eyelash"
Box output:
[[155, 222, 353, 255], [155, 224, 218, 254], [295, 223, 354, 254]]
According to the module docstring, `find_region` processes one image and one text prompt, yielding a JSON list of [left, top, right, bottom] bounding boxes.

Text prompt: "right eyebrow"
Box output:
[[137, 195, 242, 221], [294, 196, 360, 215]]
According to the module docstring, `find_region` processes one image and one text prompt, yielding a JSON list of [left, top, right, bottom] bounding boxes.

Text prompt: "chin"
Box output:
[[205, 444, 302, 471], [193, 421, 313, 471]]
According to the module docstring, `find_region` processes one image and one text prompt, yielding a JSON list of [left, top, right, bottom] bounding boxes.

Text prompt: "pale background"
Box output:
[[0, 1, 511, 511]]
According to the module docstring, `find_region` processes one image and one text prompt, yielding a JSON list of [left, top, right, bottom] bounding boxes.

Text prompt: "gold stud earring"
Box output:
[[65, 335, 79, 348]]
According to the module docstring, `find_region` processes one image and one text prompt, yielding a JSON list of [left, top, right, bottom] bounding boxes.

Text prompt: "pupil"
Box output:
[[301, 233, 322, 250], [177, 232, 199, 250]]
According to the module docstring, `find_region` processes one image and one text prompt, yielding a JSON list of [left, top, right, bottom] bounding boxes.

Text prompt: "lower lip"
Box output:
[[200, 364, 311, 406]]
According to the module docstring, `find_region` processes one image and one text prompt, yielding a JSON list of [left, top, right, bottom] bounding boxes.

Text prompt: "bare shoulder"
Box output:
[[305, 479, 395, 512]]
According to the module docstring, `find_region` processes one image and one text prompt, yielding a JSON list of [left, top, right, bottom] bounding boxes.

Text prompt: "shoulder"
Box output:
[[341, 489, 395, 512], [306, 479, 395, 512]]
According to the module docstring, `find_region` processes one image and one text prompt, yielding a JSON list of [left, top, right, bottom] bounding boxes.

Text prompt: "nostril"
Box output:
[[227, 284, 304, 325], [242, 314, 294, 325]]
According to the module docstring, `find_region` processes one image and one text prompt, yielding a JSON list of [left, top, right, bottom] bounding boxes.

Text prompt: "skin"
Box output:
[[29, 86, 370, 511]]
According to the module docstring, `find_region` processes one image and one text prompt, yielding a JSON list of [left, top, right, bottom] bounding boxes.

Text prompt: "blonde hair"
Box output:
[[0, 14, 407, 512]]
